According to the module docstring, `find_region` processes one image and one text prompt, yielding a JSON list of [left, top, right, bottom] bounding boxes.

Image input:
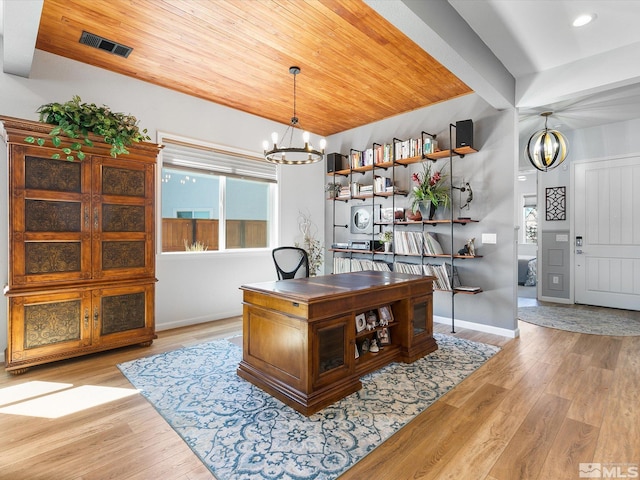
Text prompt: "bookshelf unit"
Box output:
[[326, 124, 482, 331]]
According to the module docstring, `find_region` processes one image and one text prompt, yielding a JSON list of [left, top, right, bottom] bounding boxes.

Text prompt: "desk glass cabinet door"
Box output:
[[412, 295, 433, 338], [312, 315, 352, 388]]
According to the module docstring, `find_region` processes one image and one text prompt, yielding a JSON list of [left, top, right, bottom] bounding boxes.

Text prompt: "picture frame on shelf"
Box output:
[[365, 310, 378, 330], [378, 305, 394, 325], [378, 327, 391, 345], [355, 313, 367, 333], [350, 205, 381, 234]]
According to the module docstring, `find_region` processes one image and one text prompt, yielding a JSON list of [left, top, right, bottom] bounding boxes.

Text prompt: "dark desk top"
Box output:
[[241, 270, 433, 303]]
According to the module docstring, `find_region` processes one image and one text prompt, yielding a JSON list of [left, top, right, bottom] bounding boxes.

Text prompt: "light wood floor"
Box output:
[[1, 307, 639, 480]]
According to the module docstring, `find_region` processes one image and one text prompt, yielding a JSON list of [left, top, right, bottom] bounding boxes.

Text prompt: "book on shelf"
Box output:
[[374, 175, 392, 193], [394, 136, 424, 160], [424, 232, 444, 255], [374, 144, 384, 164], [423, 136, 438, 155], [391, 262, 461, 291], [364, 148, 374, 166], [350, 150, 362, 168], [392, 231, 445, 256], [455, 286, 481, 292]]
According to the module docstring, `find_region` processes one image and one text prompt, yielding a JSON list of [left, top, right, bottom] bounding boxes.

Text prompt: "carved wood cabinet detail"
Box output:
[[1, 116, 161, 373]]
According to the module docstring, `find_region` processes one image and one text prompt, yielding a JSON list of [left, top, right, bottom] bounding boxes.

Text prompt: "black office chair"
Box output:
[[272, 247, 310, 280]]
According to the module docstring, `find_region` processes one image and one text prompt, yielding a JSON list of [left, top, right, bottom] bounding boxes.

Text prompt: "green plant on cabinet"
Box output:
[[25, 95, 150, 161]]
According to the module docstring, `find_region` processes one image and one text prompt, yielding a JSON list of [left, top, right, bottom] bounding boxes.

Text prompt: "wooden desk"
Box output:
[[237, 271, 437, 415]]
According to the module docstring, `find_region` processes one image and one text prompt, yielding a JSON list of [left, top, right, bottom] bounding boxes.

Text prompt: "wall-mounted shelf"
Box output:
[[327, 147, 479, 177], [326, 122, 482, 332]]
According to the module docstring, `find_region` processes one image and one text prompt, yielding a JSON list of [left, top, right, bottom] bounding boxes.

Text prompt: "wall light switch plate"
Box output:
[[482, 233, 497, 244]]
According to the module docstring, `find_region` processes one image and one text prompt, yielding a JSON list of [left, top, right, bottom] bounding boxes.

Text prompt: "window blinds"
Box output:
[[161, 137, 277, 183]]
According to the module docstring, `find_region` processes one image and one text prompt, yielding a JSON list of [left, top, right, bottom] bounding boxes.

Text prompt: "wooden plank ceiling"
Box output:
[[35, 0, 472, 137]]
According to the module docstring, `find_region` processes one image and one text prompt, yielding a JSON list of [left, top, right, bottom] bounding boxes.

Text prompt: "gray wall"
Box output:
[[326, 94, 520, 335]]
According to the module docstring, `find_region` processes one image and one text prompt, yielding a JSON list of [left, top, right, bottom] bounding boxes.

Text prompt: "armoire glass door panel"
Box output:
[[7, 290, 92, 365]]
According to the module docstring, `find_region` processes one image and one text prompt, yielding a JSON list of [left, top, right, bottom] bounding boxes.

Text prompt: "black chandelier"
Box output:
[[263, 66, 325, 165], [525, 112, 569, 172]]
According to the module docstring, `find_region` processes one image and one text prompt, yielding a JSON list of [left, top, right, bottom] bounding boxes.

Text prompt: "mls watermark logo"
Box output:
[[580, 463, 639, 478]]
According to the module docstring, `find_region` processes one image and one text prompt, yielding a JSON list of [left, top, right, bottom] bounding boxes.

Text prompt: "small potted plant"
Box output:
[[325, 182, 342, 199], [409, 162, 450, 220], [380, 230, 393, 252]]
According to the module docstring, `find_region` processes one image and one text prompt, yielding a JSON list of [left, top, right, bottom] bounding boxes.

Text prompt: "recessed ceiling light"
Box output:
[[517, 175, 527, 182], [573, 13, 596, 27]]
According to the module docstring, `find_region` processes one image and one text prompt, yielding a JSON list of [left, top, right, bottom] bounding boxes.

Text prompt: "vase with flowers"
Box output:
[[409, 162, 450, 220]]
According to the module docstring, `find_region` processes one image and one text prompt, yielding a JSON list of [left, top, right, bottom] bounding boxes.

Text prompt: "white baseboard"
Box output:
[[156, 310, 241, 332], [434, 315, 520, 338]]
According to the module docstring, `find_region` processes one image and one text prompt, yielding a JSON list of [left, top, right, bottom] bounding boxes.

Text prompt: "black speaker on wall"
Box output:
[[455, 119, 474, 149], [326, 153, 346, 173]]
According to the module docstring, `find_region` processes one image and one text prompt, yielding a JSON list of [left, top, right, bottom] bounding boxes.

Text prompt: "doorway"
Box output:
[[574, 155, 640, 309]]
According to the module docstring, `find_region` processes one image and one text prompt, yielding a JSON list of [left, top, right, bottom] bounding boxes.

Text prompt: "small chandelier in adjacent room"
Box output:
[[263, 66, 326, 165], [525, 112, 569, 172]]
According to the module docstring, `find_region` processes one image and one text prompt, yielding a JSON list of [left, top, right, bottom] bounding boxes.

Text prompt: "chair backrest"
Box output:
[[272, 247, 310, 280]]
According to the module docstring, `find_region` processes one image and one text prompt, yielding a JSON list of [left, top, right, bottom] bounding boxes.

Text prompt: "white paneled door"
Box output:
[[574, 156, 640, 309]]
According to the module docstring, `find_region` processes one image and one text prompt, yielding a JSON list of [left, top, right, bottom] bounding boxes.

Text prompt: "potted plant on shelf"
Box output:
[[325, 182, 342, 199], [409, 162, 450, 220], [380, 230, 393, 252], [25, 95, 151, 161]]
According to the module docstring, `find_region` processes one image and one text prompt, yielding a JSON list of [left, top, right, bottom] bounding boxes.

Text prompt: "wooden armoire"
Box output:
[[1, 116, 161, 373]]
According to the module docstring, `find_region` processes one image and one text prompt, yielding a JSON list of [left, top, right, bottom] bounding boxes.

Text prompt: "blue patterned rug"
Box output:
[[117, 333, 499, 480]]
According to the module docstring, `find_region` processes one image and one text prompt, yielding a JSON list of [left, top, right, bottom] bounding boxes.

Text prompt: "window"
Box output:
[[523, 194, 537, 244], [159, 135, 277, 252]]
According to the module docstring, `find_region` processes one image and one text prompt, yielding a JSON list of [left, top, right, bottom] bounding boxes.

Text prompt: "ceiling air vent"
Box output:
[[79, 31, 133, 58]]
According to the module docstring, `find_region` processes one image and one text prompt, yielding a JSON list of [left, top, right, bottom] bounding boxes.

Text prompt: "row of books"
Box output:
[[333, 257, 461, 291], [393, 231, 445, 256], [349, 175, 395, 196], [333, 257, 392, 274], [336, 184, 351, 199], [374, 175, 393, 193], [350, 144, 393, 168], [349, 136, 439, 168], [393, 262, 459, 291]]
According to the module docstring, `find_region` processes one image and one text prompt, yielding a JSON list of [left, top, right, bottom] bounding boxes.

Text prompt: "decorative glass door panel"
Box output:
[[10, 150, 91, 287], [92, 157, 154, 279], [101, 241, 146, 270], [7, 290, 92, 364], [24, 155, 82, 193], [101, 292, 146, 335], [92, 284, 154, 344], [313, 315, 351, 388], [318, 325, 345, 374], [411, 295, 433, 338]]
